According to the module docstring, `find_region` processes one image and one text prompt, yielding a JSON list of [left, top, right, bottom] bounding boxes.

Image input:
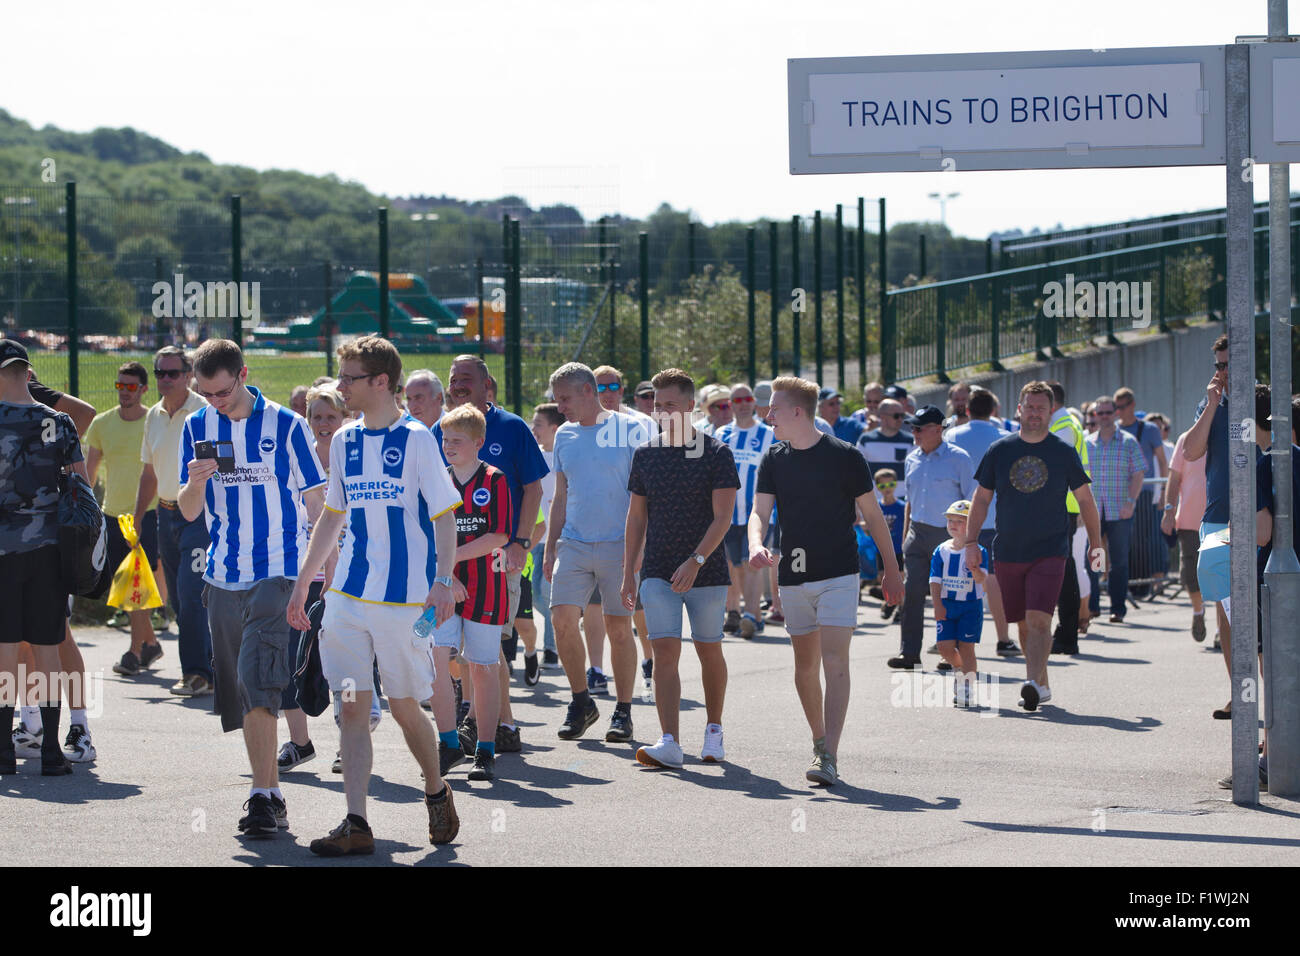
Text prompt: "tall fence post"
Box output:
[[1158, 245, 1169, 333], [919, 233, 927, 279], [65, 181, 78, 396], [936, 285, 950, 383], [769, 222, 779, 379], [879, 198, 893, 383], [231, 195, 242, 345], [990, 273, 1004, 371], [857, 197, 866, 385], [324, 260, 334, 378], [510, 218, 522, 414], [813, 210, 823, 384], [745, 227, 756, 386], [476, 257, 485, 357], [1035, 264, 1049, 361], [378, 207, 389, 340], [835, 203, 845, 390], [639, 232, 650, 382], [791, 216, 801, 376]]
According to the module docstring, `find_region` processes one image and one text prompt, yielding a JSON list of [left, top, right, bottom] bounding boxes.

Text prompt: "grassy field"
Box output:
[[31, 350, 508, 415]]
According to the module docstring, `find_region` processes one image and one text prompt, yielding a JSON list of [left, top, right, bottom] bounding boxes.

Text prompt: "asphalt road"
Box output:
[[4, 588, 1295, 867]]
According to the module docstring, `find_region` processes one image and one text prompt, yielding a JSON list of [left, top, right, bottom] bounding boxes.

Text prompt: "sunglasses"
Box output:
[[877, 481, 897, 490], [596, 382, 622, 392], [732, 396, 755, 404], [1095, 409, 1115, 415], [115, 381, 144, 393], [1214, 361, 1228, 371], [154, 367, 187, 379], [711, 402, 732, 411]]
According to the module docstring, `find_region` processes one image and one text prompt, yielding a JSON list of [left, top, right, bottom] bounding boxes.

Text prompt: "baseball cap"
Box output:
[[944, 499, 972, 519], [883, 384, 908, 400], [700, 384, 732, 409], [818, 387, 842, 403], [634, 380, 654, 398], [904, 404, 945, 428], [0, 339, 30, 369], [753, 381, 773, 405]]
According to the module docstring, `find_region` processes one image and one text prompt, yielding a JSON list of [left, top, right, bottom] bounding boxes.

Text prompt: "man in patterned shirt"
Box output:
[[0, 340, 87, 776]]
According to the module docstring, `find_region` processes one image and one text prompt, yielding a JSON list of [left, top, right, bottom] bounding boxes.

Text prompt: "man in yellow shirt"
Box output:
[[1047, 381, 1090, 655], [85, 361, 162, 677]]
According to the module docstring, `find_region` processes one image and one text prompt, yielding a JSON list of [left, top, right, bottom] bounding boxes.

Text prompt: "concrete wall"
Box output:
[[905, 321, 1224, 434]]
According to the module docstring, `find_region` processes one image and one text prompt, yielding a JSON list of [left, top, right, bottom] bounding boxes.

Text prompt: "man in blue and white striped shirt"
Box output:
[[179, 339, 326, 838], [714, 383, 776, 638]]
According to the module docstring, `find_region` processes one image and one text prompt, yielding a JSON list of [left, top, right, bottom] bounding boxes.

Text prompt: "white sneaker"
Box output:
[[953, 680, 969, 708], [1020, 681, 1041, 712], [1038, 686, 1053, 704], [63, 724, 96, 763], [636, 735, 684, 769], [700, 726, 725, 763], [12, 723, 42, 759]]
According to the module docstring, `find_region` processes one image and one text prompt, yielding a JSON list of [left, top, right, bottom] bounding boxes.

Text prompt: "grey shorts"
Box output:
[[780, 573, 860, 636], [550, 538, 635, 617], [203, 577, 295, 733]]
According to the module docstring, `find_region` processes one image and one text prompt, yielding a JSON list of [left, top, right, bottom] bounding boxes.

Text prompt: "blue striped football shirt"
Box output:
[[714, 422, 776, 525], [928, 540, 989, 601], [179, 387, 326, 586]]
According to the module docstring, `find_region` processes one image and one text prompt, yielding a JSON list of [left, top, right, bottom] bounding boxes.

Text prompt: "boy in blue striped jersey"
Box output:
[[179, 339, 327, 837], [929, 500, 989, 707]]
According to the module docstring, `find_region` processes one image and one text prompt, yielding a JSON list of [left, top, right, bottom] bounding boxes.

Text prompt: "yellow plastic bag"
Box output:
[[106, 514, 163, 612]]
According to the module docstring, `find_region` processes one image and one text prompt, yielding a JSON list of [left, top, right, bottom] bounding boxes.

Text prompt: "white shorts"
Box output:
[[780, 573, 860, 636], [320, 594, 435, 702], [433, 613, 503, 666]]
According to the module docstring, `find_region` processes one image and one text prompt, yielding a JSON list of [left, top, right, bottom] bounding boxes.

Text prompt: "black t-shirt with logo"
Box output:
[[627, 433, 739, 586], [974, 432, 1089, 563], [755, 433, 873, 586]]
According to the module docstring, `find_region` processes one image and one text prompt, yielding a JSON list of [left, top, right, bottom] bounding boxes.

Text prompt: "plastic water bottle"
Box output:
[[412, 605, 438, 639]]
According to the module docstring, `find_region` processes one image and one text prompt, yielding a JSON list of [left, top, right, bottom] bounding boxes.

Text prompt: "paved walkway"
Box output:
[[4, 589, 1295, 866]]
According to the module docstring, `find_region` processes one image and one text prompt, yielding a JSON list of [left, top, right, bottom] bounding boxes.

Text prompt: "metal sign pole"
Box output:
[[1263, 0, 1300, 798], [1225, 41, 1260, 805]]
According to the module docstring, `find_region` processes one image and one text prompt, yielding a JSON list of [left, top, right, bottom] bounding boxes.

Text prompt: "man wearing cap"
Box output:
[[888, 404, 977, 670], [632, 381, 655, 418], [0, 340, 88, 776], [856, 398, 914, 499], [818, 387, 865, 445], [699, 385, 733, 436]]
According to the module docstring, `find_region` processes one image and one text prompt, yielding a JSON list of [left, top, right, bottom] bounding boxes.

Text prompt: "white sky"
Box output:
[[1, 0, 1288, 237]]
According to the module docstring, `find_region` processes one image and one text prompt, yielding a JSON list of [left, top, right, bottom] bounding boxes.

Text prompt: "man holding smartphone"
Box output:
[[178, 339, 326, 838]]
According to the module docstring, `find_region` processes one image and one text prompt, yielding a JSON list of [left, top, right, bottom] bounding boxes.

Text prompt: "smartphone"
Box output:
[[195, 439, 237, 474]]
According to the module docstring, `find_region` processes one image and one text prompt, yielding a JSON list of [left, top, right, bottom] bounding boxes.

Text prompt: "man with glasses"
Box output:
[[178, 339, 326, 837], [856, 398, 914, 499], [86, 362, 164, 678], [1085, 396, 1146, 624], [818, 388, 865, 445], [715, 383, 776, 639], [888, 405, 977, 670], [135, 347, 211, 697], [699, 385, 733, 437]]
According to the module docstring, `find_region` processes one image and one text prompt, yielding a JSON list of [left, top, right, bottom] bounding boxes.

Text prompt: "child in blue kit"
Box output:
[[875, 468, 906, 620], [929, 499, 989, 707]]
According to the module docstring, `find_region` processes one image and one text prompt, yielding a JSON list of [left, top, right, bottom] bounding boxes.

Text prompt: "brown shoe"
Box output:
[[427, 786, 459, 845], [170, 673, 214, 697], [310, 818, 375, 857]]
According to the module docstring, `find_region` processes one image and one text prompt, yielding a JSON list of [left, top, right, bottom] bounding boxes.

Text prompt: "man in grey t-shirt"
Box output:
[[543, 363, 652, 745]]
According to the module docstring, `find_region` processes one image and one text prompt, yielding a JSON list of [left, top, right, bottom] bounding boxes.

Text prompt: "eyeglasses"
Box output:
[[1214, 361, 1229, 371], [115, 381, 144, 393], [596, 383, 622, 393], [337, 372, 378, 387], [198, 380, 240, 401], [712, 402, 732, 411], [732, 396, 755, 405], [154, 367, 187, 379], [877, 481, 897, 490], [1095, 409, 1115, 416]]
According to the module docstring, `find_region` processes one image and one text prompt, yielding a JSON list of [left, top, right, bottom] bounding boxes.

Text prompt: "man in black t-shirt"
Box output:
[[748, 377, 902, 787], [966, 382, 1101, 712], [622, 369, 739, 770]]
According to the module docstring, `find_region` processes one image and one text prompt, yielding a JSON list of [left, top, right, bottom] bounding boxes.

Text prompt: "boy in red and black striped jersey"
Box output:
[[430, 406, 512, 782]]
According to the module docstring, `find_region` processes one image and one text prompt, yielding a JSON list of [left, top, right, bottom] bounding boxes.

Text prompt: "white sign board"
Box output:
[[1248, 42, 1300, 163], [789, 47, 1227, 174]]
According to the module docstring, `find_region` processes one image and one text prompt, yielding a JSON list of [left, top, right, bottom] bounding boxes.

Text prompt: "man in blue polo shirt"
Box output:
[[818, 388, 865, 445], [433, 355, 548, 753], [178, 339, 326, 838]]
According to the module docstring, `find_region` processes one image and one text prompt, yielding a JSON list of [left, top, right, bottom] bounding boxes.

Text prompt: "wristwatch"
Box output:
[[1163, 504, 1175, 512], [434, 575, 455, 588], [691, 552, 705, 565], [511, 537, 531, 549]]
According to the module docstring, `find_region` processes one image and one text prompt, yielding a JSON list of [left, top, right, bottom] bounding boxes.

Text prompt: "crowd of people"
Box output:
[[0, 328, 1295, 854]]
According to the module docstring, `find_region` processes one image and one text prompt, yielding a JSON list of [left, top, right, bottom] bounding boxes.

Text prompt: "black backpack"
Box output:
[[58, 471, 107, 596]]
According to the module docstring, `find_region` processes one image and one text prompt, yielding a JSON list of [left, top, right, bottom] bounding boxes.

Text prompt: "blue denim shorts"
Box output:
[[638, 578, 728, 642]]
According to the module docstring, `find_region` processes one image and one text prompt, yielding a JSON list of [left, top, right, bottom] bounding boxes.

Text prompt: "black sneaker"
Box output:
[[270, 794, 289, 830], [605, 708, 634, 743], [936, 661, 953, 672], [996, 640, 1020, 657], [495, 724, 521, 753], [41, 754, 73, 776], [277, 740, 316, 771], [457, 717, 477, 756], [886, 656, 921, 669], [112, 651, 141, 676], [468, 749, 495, 781], [542, 649, 560, 668], [880, 603, 897, 620], [723, 610, 741, 634], [524, 653, 541, 687], [1050, 638, 1079, 655], [557, 698, 600, 739], [440, 741, 467, 776], [238, 794, 277, 836], [139, 642, 164, 670]]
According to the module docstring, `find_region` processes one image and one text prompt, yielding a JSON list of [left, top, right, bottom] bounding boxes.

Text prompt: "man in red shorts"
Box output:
[[963, 382, 1101, 711]]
